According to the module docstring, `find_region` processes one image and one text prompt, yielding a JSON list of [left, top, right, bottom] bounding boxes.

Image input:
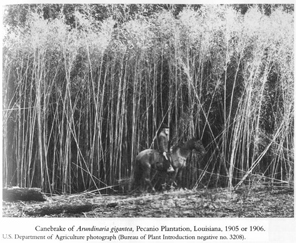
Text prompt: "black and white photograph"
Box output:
[[1, 1, 295, 242]]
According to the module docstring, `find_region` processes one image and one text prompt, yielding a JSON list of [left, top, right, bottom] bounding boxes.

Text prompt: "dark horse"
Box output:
[[134, 138, 206, 191]]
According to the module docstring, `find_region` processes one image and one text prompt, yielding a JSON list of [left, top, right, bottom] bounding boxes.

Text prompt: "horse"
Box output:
[[133, 137, 206, 191]]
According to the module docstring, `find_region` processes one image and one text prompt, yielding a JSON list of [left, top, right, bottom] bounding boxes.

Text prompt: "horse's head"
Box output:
[[192, 139, 206, 155]]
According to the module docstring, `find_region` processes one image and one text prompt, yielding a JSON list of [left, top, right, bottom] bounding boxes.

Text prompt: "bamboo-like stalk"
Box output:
[[2, 5, 294, 193]]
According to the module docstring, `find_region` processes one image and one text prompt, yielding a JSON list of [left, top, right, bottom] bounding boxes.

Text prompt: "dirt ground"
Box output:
[[2, 186, 294, 218]]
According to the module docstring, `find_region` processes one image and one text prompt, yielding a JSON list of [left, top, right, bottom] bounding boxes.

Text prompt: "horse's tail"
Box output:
[[133, 157, 142, 185], [131, 156, 142, 190]]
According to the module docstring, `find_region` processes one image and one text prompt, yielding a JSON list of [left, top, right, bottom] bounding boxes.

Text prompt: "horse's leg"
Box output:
[[176, 168, 183, 188], [143, 165, 155, 192], [168, 168, 179, 188]]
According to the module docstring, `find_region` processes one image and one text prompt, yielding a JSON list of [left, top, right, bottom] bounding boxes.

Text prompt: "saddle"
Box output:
[[156, 152, 173, 172]]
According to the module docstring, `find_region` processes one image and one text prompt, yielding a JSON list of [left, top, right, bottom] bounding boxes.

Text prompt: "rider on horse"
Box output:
[[158, 124, 174, 172]]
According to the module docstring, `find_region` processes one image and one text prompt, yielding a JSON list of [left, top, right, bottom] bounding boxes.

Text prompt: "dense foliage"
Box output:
[[3, 4, 294, 193]]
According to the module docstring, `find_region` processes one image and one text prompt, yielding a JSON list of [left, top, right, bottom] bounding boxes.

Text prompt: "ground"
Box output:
[[2, 186, 294, 218]]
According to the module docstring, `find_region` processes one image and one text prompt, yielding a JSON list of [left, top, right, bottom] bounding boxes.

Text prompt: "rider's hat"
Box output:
[[158, 124, 169, 135], [160, 123, 169, 129]]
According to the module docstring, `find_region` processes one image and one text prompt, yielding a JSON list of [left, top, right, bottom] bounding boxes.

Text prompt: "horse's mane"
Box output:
[[171, 143, 180, 153], [171, 137, 196, 153]]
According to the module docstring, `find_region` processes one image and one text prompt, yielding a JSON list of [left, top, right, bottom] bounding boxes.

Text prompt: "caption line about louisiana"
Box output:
[[3, 224, 267, 241]]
